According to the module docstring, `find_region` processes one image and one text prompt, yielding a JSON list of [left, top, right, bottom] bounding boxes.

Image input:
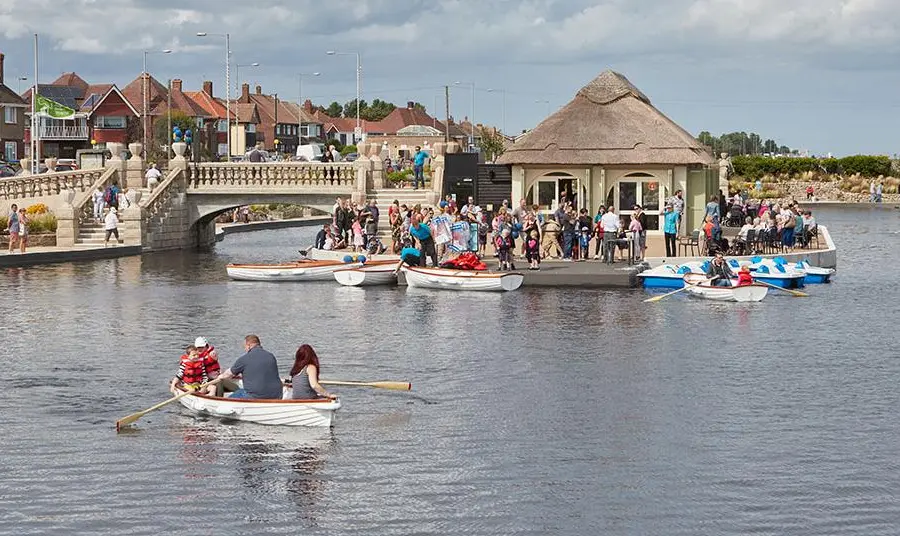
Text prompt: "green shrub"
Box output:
[[839, 155, 891, 177], [732, 154, 891, 179], [387, 170, 412, 183], [27, 213, 57, 233], [340, 144, 357, 156], [281, 205, 305, 219]]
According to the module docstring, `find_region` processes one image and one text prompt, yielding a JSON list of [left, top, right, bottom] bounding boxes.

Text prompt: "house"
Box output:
[[230, 102, 261, 157], [237, 84, 321, 156], [121, 75, 211, 157], [498, 69, 716, 233], [80, 83, 140, 147], [184, 80, 260, 159], [0, 53, 27, 162]]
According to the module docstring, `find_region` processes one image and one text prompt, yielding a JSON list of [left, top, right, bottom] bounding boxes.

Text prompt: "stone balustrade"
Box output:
[[0, 168, 105, 202], [187, 162, 357, 190], [75, 167, 121, 229], [143, 167, 185, 223]]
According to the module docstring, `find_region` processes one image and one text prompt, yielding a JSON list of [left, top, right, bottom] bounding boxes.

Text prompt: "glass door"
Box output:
[[614, 177, 663, 230]]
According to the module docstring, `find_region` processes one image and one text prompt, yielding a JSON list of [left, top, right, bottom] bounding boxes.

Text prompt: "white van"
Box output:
[[295, 144, 325, 162]]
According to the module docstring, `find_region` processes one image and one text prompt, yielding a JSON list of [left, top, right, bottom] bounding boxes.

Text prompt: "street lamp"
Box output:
[[197, 31, 231, 158], [142, 49, 172, 158], [298, 72, 320, 148], [454, 81, 476, 151], [16, 76, 28, 94], [487, 88, 506, 135], [326, 50, 361, 142]]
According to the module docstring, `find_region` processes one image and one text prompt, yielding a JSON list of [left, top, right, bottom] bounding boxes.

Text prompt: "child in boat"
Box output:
[[169, 345, 216, 396], [737, 264, 754, 286], [525, 230, 541, 270]]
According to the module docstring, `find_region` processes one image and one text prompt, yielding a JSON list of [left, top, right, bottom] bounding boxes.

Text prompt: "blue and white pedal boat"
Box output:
[[638, 262, 705, 289]]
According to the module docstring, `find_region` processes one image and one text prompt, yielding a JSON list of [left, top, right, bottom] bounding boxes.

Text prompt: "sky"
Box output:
[[1, 0, 899, 156]]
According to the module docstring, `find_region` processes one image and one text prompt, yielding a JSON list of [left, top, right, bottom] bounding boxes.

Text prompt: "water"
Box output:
[[1, 206, 898, 535]]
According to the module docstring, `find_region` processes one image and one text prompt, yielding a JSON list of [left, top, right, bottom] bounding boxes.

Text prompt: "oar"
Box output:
[[320, 380, 411, 391], [115, 379, 219, 431], [644, 276, 717, 303], [753, 279, 809, 297]]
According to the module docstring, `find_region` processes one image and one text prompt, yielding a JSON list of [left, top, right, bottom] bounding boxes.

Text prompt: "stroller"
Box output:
[[725, 204, 744, 227]]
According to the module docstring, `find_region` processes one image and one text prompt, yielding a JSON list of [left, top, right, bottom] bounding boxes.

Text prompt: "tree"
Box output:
[[324, 101, 343, 118], [763, 139, 777, 154], [478, 129, 506, 163], [362, 99, 396, 121], [343, 99, 367, 120], [150, 110, 194, 162]]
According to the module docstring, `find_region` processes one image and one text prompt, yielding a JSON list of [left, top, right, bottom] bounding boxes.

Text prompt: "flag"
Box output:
[[35, 93, 75, 119]]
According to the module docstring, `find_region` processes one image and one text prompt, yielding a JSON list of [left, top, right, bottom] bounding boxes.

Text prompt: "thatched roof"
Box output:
[[498, 70, 713, 166]]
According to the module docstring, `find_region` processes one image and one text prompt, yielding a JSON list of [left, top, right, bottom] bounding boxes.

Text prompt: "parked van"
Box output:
[[295, 144, 324, 162]]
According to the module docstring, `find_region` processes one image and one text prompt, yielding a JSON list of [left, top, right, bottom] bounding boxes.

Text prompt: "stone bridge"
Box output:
[[1, 140, 460, 251]]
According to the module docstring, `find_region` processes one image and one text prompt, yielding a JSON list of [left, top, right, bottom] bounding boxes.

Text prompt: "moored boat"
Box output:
[[683, 273, 768, 302], [403, 266, 524, 292], [226, 260, 360, 281], [638, 262, 705, 289], [333, 260, 399, 286], [786, 259, 834, 284], [733, 258, 806, 289], [175, 385, 341, 427]]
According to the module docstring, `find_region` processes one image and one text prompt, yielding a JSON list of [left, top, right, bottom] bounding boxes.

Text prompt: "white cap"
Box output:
[[194, 337, 208, 347]]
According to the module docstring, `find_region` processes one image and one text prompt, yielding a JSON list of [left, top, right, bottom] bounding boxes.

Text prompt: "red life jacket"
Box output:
[[178, 355, 207, 385], [737, 272, 753, 286], [198, 345, 220, 378]]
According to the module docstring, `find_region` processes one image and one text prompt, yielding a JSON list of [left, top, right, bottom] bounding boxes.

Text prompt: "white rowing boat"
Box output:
[[333, 260, 399, 286], [226, 260, 360, 281], [403, 266, 524, 292], [683, 273, 768, 302], [175, 385, 341, 427]]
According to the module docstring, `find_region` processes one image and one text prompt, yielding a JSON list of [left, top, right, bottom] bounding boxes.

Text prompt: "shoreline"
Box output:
[[0, 245, 142, 268], [215, 216, 331, 241]]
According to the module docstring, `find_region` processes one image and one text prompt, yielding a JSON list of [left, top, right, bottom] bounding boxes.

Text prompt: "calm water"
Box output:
[[1, 206, 899, 535]]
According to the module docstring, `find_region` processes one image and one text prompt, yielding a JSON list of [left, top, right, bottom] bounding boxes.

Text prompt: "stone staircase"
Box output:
[[367, 188, 432, 241], [75, 188, 151, 246]]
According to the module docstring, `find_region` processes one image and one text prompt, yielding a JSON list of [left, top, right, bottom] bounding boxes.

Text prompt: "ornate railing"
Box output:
[[75, 167, 120, 228], [186, 162, 356, 190], [142, 167, 185, 224], [0, 168, 105, 202]]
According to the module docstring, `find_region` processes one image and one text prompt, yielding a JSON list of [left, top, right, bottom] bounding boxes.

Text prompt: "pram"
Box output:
[[725, 204, 744, 227]]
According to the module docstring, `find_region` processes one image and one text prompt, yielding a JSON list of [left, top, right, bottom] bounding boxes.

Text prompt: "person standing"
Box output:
[[704, 195, 720, 223], [412, 145, 428, 190], [600, 206, 620, 264], [105, 181, 120, 210], [215, 335, 284, 400], [632, 204, 648, 261], [870, 180, 876, 203], [16, 208, 28, 254], [663, 204, 678, 258], [104, 207, 119, 247], [6, 204, 19, 253], [409, 215, 438, 267], [145, 163, 161, 191], [668, 190, 685, 235], [92, 187, 105, 223], [367, 199, 380, 234]]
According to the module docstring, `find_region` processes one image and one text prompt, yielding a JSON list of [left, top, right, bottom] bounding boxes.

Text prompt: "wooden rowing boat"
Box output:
[[403, 266, 524, 292], [683, 273, 768, 302], [174, 385, 341, 427], [226, 259, 360, 281], [333, 260, 399, 286]]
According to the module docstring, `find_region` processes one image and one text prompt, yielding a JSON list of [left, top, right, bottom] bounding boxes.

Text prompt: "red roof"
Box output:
[[50, 72, 90, 93], [185, 90, 229, 120], [121, 74, 169, 117]]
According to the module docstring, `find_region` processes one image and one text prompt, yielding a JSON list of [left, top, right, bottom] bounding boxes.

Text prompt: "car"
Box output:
[[296, 144, 324, 162], [0, 163, 16, 178], [343, 152, 359, 162]]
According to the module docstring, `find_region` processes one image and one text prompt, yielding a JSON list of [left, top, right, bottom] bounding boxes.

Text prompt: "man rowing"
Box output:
[[215, 334, 284, 399], [705, 252, 736, 287]]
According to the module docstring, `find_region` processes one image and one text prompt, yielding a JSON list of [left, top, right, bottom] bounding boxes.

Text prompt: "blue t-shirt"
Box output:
[[413, 151, 429, 166], [664, 211, 678, 234], [409, 223, 432, 241], [230, 346, 283, 399]]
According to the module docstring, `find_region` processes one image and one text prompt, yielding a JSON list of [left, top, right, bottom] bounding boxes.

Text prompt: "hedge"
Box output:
[[731, 155, 892, 179]]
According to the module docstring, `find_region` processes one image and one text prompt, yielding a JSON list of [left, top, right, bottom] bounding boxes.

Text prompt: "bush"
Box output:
[[340, 144, 357, 156], [387, 170, 412, 183], [731, 154, 891, 179], [27, 213, 57, 233], [26, 203, 49, 215], [839, 155, 891, 177], [281, 205, 306, 219]]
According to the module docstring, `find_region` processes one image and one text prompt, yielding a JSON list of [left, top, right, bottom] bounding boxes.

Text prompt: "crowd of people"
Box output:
[[319, 197, 386, 254], [169, 335, 337, 401]]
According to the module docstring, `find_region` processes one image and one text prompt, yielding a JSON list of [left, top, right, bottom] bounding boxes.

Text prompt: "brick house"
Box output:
[[0, 53, 27, 162]]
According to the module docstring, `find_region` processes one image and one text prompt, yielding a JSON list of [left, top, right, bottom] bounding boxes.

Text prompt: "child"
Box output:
[[578, 227, 591, 261], [351, 217, 364, 252], [737, 265, 754, 286], [525, 229, 541, 270], [496, 228, 514, 271], [477, 212, 489, 257], [169, 345, 216, 396]]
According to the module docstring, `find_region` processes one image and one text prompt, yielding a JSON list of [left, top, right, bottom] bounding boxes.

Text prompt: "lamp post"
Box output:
[[326, 50, 361, 142], [297, 72, 320, 149], [454, 81, 476, 151], [17, 76, 28, 94], [486, 88, 506, 135], [197, 32, 230, 157], [142, 49, 172, 158]]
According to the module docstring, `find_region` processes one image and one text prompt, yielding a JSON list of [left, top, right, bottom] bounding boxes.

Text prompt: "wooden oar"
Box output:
[[115, 379, 218, 431], [753, 279, 809, 297], [644, 276, 717, 303], [320, 380, 411, 391]]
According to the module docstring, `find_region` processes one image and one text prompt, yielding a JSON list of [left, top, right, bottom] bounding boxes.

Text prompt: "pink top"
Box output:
[[352, 220, 362, 236], [629, 218, 642, 233]]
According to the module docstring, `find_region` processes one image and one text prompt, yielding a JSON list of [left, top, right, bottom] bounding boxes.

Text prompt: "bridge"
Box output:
[[1, 140, 461, 251]]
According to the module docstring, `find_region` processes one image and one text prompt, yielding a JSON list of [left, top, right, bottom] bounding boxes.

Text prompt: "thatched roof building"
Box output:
[[499, 70, 713, 166]]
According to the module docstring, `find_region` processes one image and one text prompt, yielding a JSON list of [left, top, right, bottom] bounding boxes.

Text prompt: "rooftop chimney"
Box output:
[[407, 101, 414, 109], [255, 85, 262, 95], [241, 83, 250, 102], [202, 80, 213, 97], [303, 99, 313, 111], [0, 53, 4, 85], [171, 79, 182, 92]]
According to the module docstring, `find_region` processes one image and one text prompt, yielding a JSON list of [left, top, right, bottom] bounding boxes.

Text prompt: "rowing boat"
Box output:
[[683, 273, 768, 302], [333, 260, 399, 286], [226, 260, 360, 281], [174, 385, 341, 427], [403, 266, 524, 292]]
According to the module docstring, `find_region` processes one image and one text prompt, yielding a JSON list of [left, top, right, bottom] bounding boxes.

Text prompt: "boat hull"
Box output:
[[683, 274, 768, 302], [403, 267, 524, 291], [751, 274, 805, 289], [175, 387, 341, 427], [333, 263, 399, 286], [226, 260, 360, 281]]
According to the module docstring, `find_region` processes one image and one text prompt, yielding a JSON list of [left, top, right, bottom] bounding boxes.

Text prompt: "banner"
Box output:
[[430, 215, 452, 245], [35, 93, 76, 119], [449, 221, 470, 252]]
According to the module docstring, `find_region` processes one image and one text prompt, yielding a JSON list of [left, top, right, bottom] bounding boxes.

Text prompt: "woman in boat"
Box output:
[[290, 345, 337, 400]]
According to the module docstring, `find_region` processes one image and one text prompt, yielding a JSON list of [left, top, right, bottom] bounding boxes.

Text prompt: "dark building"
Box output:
[[443, 153, 512, 216]]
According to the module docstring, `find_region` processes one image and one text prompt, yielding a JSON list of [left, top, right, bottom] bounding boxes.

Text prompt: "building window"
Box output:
[[217, 143, 228, 156], [94, 116, 126, 129], [217, 119, 228, 132], [4, 107, 16, 124], [245, 123, 256, 133], [4, 141, 16, 161]]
